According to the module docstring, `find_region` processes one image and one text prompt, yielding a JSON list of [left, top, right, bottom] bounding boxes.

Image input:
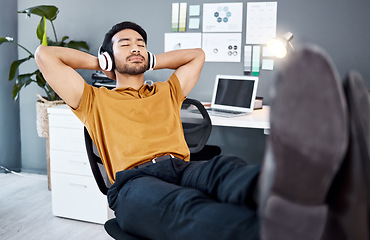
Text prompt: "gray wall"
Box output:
[[16, 0, 370, 173], [0, 0, 21, 173]]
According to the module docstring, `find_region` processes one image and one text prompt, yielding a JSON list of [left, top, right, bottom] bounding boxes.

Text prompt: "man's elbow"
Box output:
[[196, 48, 205, 59], [194, 48, 205, 63], [34, 45, 47, 67]]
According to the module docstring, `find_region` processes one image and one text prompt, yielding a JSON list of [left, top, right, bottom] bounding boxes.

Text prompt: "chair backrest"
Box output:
[[84, 98, 213, 195], [181, 98, 212, 154], [84, 127, 111, 195]]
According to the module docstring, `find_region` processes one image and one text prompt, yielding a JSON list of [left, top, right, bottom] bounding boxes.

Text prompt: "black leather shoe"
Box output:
[[259, 45, 349, 240], [322, 71, 370, 240]]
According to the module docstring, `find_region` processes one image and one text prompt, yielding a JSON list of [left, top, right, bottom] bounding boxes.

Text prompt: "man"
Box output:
[[35, 22, 369, 240]]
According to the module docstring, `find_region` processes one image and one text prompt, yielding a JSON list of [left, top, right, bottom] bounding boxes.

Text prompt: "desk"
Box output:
[[182, 105, 270, 134], [204, 106, 270, 163], [209, 106, 270, 133]]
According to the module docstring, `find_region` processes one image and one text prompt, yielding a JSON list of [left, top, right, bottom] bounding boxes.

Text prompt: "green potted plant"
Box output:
[[0, 5, 89, 138]]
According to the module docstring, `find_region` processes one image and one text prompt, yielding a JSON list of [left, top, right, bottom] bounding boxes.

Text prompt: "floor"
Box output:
[[0, 172, 112, 240]]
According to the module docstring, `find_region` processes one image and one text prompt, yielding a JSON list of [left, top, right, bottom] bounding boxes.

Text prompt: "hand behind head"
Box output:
[[103, 70, 116, 81]]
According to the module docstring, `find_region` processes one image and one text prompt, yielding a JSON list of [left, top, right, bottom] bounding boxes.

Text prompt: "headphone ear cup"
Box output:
[[98, 46, 113, 71], [103, 52, 113, 71], [98, 52, 107, 70], [147, 51, 156, 71]]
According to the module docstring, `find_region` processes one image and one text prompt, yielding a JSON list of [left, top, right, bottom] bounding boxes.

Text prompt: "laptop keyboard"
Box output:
[[209, 108, 245, 114], [187, 108, 248, 118], [207, 108, 248, 118]]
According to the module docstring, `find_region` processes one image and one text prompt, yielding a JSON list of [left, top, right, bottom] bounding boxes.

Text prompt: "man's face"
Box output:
[[111, 29, 148, 75]]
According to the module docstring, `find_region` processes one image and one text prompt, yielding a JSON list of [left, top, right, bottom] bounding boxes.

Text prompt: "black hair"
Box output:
[[101, 21, 147, 54]]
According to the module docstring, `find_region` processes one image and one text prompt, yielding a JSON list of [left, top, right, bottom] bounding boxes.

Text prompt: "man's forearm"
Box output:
[[35, 45, 100, 71], [153, 48, 205, 97], [154, 48, 205, 71], [35, 45, 99, 109]]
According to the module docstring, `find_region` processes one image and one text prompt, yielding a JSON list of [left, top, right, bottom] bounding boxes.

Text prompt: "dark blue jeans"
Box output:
[[107, 155, 261, 240]]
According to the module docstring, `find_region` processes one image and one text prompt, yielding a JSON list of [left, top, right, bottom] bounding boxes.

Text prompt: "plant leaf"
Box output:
[[12, 83, 21, 101], [35, 70, 46, 88], [0, 37, 12, 45], [61, 36, 69, 43], [36, 16, 48, 44], [66, 41, 90, 51], [18, 5, 59, 21], [46, 38, 58, 46], [17, 72, 35, 86], [57, 41, 66, 47], [12, 72, 36, 100], [8, 55, 33, 81], [41, 16, 48, 45], [36, 17, 45, 42]]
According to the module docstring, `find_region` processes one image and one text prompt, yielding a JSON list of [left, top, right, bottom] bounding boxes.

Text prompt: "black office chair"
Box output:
[[181, 98, 221, 160], [84, 98, 220, 240]]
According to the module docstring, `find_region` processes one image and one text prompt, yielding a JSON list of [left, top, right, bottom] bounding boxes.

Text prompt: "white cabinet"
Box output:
[[48, 105, 114, 224]]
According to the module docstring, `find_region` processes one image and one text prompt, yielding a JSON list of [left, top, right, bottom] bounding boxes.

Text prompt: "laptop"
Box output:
[[207, 75, 259, 118]]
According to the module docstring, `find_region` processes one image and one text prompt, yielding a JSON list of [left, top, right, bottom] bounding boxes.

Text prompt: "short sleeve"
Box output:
[[69, 81, 94, 124], [167, 73, 186, 105]]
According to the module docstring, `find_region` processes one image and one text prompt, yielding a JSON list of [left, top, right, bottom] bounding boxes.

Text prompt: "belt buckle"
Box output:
[[152, 154, 174, 164]]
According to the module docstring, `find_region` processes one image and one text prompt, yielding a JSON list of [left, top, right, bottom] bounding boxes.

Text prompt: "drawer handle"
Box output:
[[69, 183, 88, 189]]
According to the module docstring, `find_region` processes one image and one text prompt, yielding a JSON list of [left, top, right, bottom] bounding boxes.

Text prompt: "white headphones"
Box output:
[[147, 51, 156, 71], [97, 46, 156, 72], [98, 46, 114, 71]]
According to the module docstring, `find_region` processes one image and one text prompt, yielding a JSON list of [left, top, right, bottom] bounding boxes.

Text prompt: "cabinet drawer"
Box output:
[[49, 113, 83, 129], [49, 127, 85, 153], [50, 150, 92, 176], [51, 172, 111, 224]]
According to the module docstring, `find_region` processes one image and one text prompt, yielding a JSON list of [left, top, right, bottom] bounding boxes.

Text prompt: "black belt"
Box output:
[[135, 154, 175, 169]]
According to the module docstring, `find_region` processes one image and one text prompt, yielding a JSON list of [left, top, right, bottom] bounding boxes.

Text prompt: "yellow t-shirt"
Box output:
[[71, 73, 190, 183]]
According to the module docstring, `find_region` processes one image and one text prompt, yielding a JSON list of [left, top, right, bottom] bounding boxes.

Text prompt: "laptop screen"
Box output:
[[211, 75, 259, 112]]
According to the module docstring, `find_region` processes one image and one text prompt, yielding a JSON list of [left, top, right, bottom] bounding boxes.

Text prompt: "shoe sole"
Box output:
[[260, 45, 349, 240]]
